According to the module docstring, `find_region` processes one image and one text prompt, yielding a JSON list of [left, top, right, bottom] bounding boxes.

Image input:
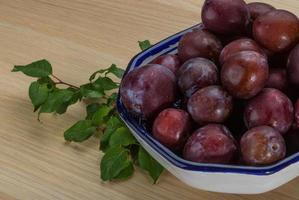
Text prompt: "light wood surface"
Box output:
[[1, 0, 299, 199]]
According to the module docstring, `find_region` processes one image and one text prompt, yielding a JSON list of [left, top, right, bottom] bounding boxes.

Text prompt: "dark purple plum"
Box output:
[[178, 29, 222, 63], [153, 108, 190, 150], [247, 2, 275, 20], [287, 44, 299, 87], [183, 124, 237, 164], [265, 68, 288, 92], [201, 0, 250, 35], [150, 54, 181, 75], [241, 126, 286, 165], [253, 9, 299, 53], [221, 51, 269, 99], [120, 64, 177, 118], [294, 99, 299, 129], [244, 88, 294, 134], [187, 86, 233, 125], [219, 38, 265, 65], [178, 58, 219, 97]]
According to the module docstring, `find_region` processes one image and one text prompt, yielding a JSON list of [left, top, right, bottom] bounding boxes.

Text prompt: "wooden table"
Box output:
[[1, 0, 299, 199]]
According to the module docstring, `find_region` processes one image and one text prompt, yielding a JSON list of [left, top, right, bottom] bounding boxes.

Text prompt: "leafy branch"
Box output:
[[11, 40, 163, 182]]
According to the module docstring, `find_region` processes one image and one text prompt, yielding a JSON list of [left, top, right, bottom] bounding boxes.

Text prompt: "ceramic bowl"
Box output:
[[116, 24, 299, 194]]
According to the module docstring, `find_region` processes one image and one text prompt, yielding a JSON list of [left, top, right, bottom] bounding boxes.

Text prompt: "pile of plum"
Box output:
[[120, 0, 299, 166]]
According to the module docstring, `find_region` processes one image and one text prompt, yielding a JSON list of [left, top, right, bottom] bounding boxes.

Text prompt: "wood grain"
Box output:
[[1, 0, 299, 199]]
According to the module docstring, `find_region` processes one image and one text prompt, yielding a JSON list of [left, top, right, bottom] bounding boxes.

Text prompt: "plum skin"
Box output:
[[187, 86, 233, 125], [287, 44, 299, 87], [221, 51, 269, 99], [178, 29, 222, 63], [253, 9, 299, 53], [247, 2, 275, 20], [244, 88, 294, 134], [120, 64, 177, 119], [183, 124, 237, 164], [265, 68, 288, 92], [219, 38, 265, 65], [152, 108, 190, 150], [177, 57, 219, 97], [150, 54, 181, 75], [201, 0, 250, 35], [241, 126, 286, 165]]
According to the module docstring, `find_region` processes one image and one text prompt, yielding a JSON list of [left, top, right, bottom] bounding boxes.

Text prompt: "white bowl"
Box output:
[[116, 24, 299, 194]]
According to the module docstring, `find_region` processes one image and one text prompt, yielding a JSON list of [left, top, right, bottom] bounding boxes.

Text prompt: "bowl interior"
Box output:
[[116, 24, 299, 176]]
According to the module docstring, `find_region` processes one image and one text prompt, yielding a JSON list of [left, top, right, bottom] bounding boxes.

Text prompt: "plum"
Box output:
[[244, 88, 294, 134], [241, 126, 286, 165], [120, 64, 177, 118]]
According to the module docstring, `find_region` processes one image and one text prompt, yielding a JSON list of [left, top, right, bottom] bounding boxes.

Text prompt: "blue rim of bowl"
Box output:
[[116, 24, 299, 176]]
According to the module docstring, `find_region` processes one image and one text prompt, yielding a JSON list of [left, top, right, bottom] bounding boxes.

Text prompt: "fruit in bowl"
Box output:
[[117, 0, 299, 194]]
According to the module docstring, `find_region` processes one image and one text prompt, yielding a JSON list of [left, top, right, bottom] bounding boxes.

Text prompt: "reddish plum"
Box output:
[[221, 51, 269, 99], [253, 9, 299, 53], [178, 29, 222, 62], [153, 108, 190, 150], [120, 64, 177, 118], [201, 0, 250, 35], [219, 38, 265, 65], [178, 58, 219, 97], [244, 88, 294, 134], [183, 124, 237, 164], [187, 86, 233, 125], [247, 2, 275, 20], [241, 126, 286, 165], [150, 54, 181, 75]]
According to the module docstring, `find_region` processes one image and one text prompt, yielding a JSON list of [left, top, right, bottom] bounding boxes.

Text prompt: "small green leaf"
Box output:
[[86, 103, 101, 119], [12, 59, 52, 78], [114, 162, 134, 180], [107, 93, 118, 106], [93, 77, 118, 91], [138, 147, 164, 183], [109, 127, 136, 148], [56, 88, 82, 114], [64, 120, 96, 142], [92, 105, 113, 126], [105, 64, 125, 78], [39, 89, 74, 114], [100, 146, 133, 181], [89, 64, 124, 81], [29, 81, 49, 111], [80, 83, 104, 98], [100, 116, 123, 151], [138, 40, 152, 51]]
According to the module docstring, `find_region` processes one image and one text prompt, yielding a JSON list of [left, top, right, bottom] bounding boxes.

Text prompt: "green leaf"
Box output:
[[56, 88, 82, 114], [109, 127, 136, 148], [100, 116, 123, 151], [138, 40, 152, 51], [80, 83, 104, 98], [92, 105, 113, 126], [107, 92, 118, 106], [29, 81, 49, 111], [89, 64, 124, 81], [138, 147, 164, 183], [12, 59, 52, 78], [100, 146, 133, 181], [86, 103, 100, 119], [114, 162, 134, 180], [93, 77, 118, 91], [39, 89, 74, 114], [64, 120, 96, 142]]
